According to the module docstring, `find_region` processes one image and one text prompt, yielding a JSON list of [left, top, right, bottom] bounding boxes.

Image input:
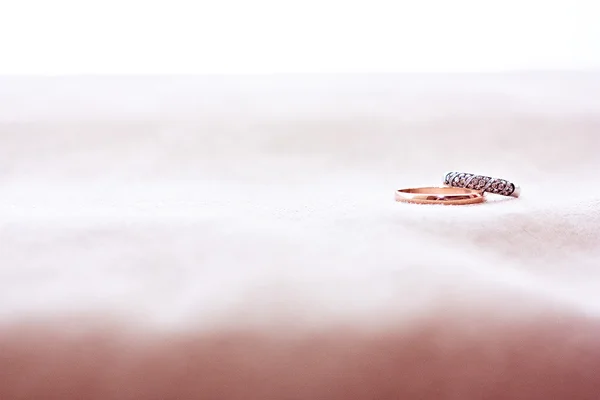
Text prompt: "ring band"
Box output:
[[443, 172, 521, 198], [395, 186, 485, 205]]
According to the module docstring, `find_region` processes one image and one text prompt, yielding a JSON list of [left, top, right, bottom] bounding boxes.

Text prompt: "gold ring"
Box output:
[[395, 186, 484, 205]]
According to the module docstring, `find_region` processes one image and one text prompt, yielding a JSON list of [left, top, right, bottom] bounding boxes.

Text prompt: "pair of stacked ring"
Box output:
[[395, 172, 520, 205]]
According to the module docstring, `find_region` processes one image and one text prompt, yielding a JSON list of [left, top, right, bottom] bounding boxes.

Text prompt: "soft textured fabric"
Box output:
[[1, 74, 599, 399]]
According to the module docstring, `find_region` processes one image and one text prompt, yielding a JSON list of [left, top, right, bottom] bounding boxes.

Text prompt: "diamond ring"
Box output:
[[443, 172, 521, 197]]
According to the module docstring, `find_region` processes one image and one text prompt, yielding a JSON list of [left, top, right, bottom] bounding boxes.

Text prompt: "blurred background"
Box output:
[[1, 2, 600, 399], [1, 0, 599, 74], [0, 0, 599, 325]]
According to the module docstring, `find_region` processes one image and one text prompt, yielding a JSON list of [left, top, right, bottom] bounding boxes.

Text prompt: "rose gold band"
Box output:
[[395, 186, 484, 205]]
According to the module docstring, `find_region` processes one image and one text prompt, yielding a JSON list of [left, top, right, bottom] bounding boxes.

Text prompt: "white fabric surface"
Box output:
[[1, 74, 600, 398]]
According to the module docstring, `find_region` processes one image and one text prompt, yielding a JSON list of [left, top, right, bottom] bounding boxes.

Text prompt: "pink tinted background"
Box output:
[[0, 74, 599, 398]]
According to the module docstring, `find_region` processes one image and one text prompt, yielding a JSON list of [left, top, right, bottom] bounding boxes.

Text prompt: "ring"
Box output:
[[443, 172, 521, 198], [395, 187, 485, 205]]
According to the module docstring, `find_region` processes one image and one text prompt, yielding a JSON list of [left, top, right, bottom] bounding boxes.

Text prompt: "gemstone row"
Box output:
[[444, 172, 516, 196]]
